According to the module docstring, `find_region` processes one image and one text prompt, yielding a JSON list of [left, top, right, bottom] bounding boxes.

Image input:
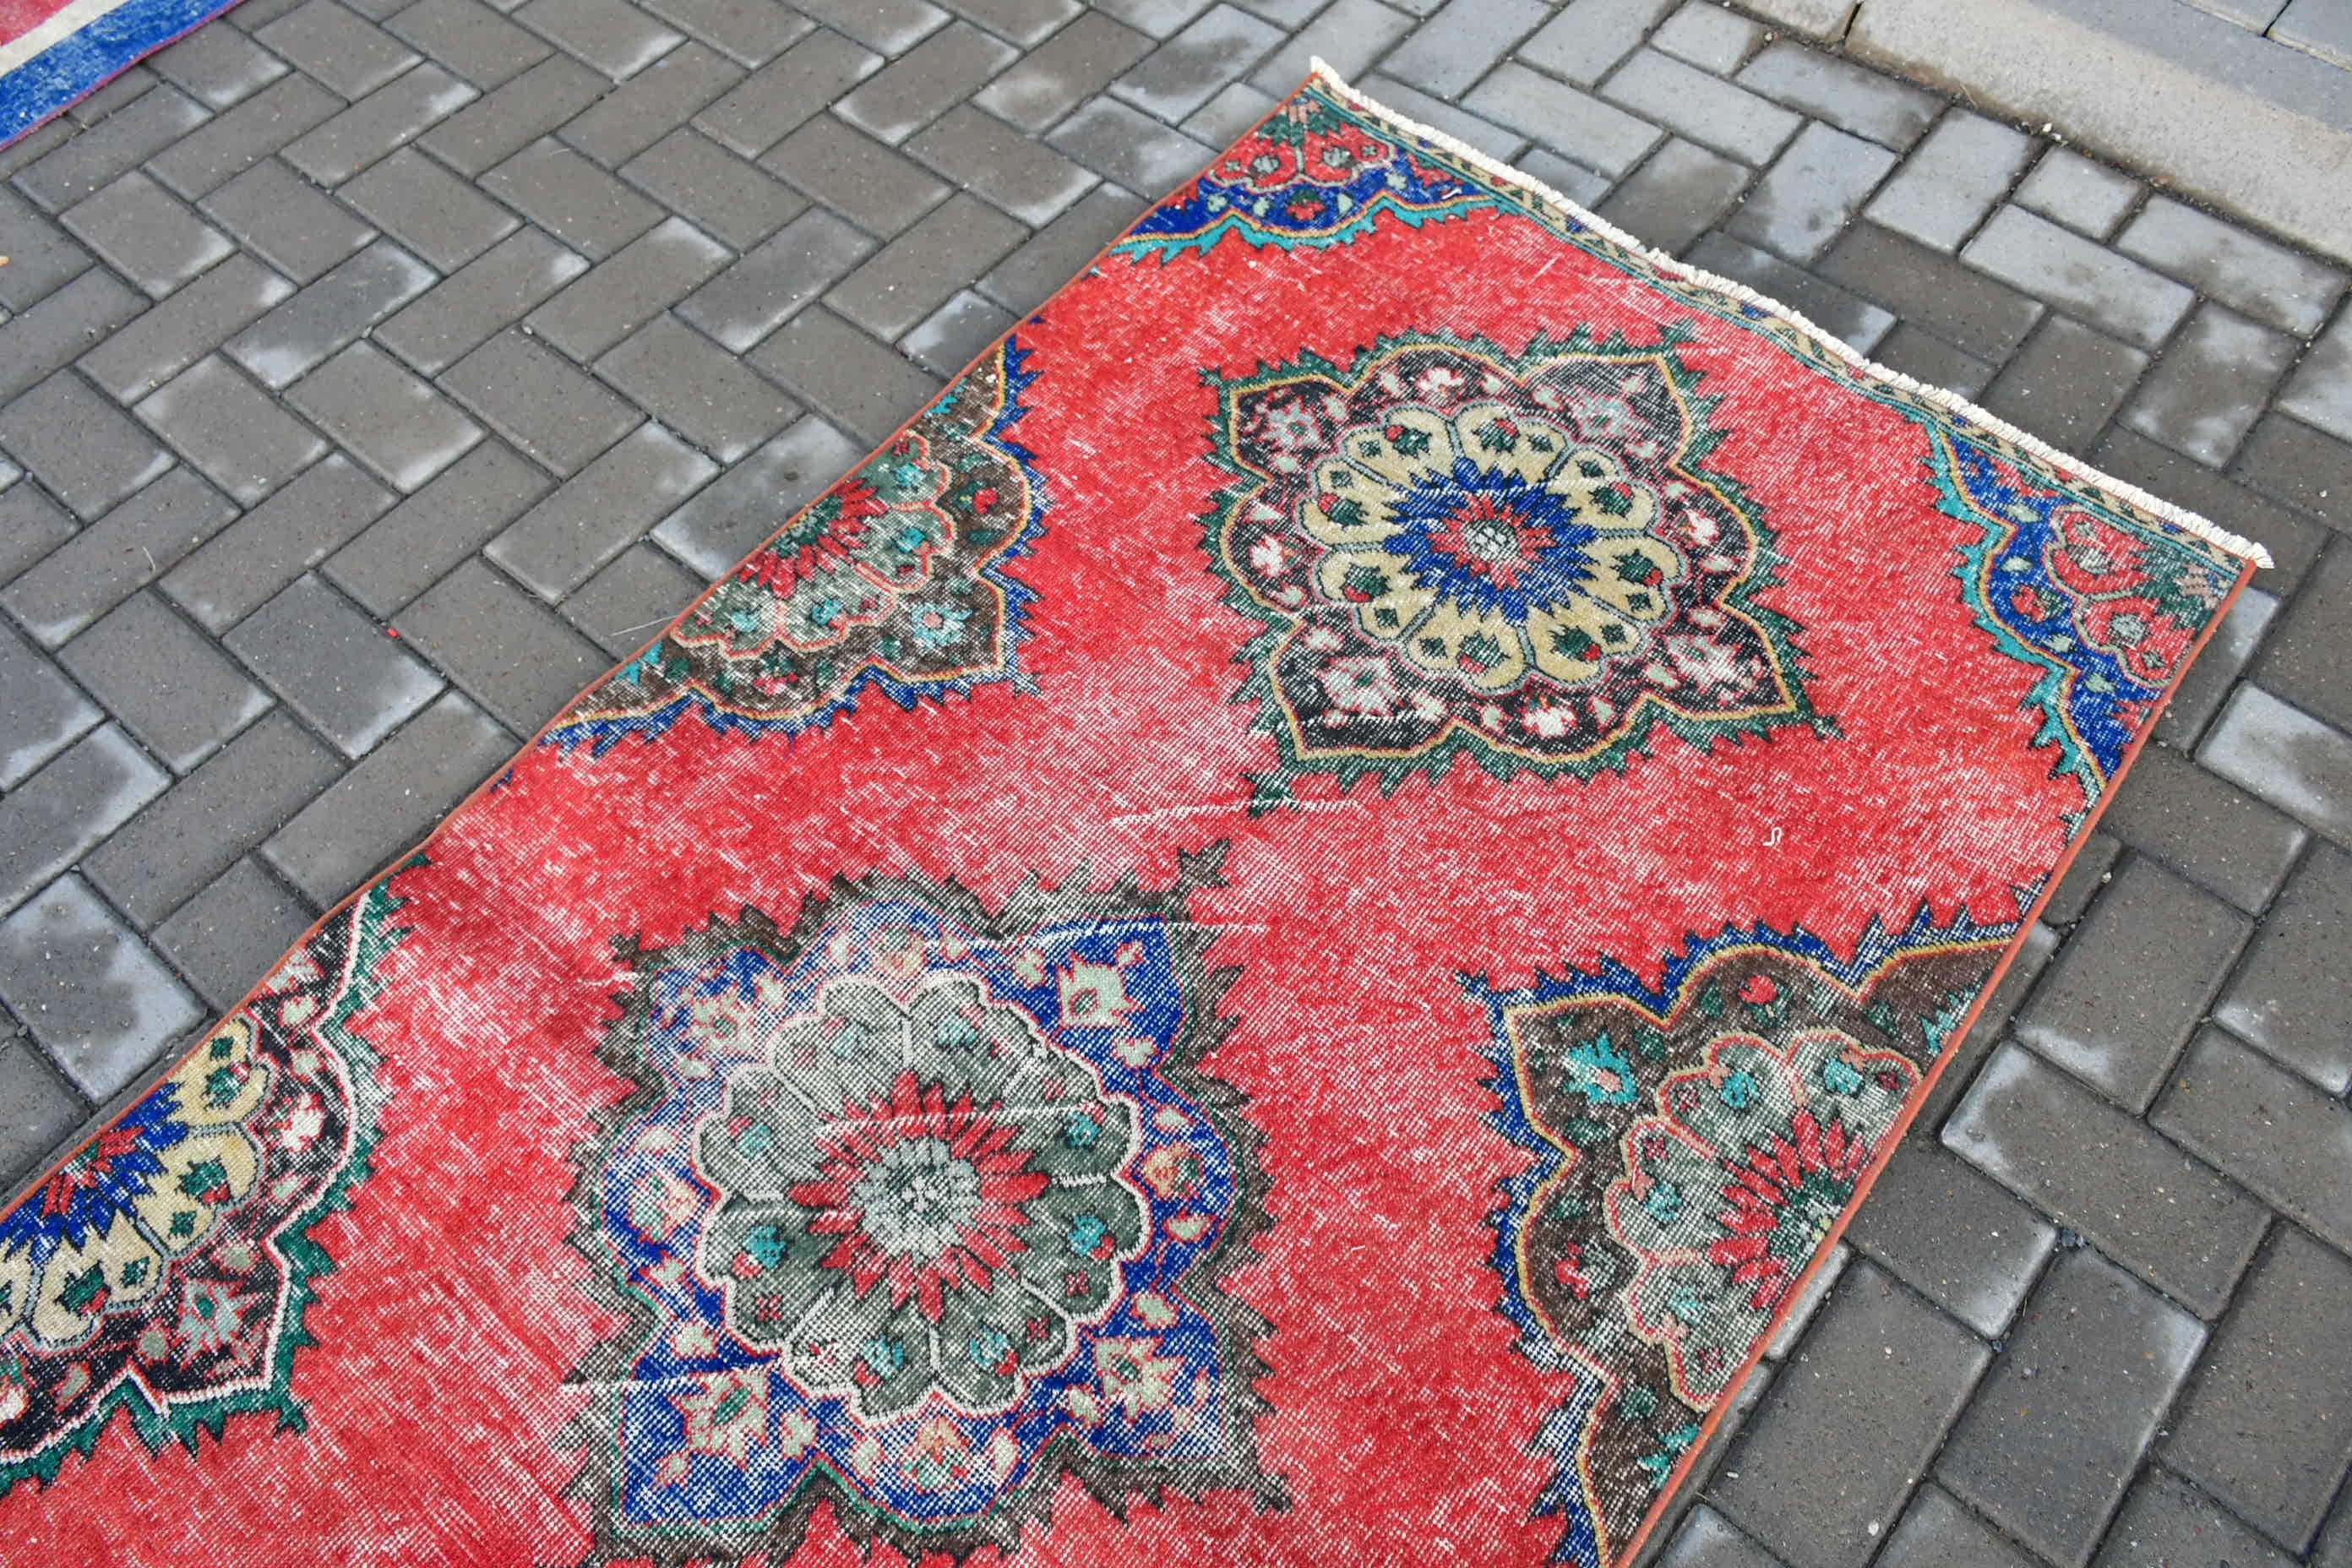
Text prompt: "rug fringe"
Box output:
[[1305, 60, 2276, 570]]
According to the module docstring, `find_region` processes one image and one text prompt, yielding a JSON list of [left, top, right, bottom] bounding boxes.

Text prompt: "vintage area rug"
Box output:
[[0, 65, 2268, 1568], [0, 0, 231, 145]]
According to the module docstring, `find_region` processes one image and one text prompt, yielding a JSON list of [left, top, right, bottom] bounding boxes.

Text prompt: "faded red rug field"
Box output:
[[0, 65, 2268, 1568]]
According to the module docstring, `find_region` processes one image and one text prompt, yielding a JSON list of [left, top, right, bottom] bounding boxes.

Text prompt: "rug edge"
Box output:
[[1306, 58, 2275, 572]]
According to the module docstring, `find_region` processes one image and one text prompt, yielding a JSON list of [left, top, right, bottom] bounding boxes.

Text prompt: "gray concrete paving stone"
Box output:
[[0, 874, 202, 1099], [324, 438, 551, 612], [1976, 313, 2147, 456], [618, 128, 807, 248], [2116, 196, 2346, 339], [1859, 111, 2027, 252], [158, 453, 396, 632], [525, 215, 732, 359], [1596, 139, 1750, 258], [0, 622, 101, 790], [338, 146, 522, 270], [1874, 1484, 2036, 1568], [151, 856, 318, 1010], [56, 590, 271, 773], [394, 558, 612, 730], [137, 355, 329, 504], [483, 420, 716, 596], [2093, 743, 2308, 913], [439, 327, 643, 474], [0, 467, 238, 648], [373, 228, 588, 373], [2208, 839, 2352, 1093], [200, 158, 379, 281], [2153, 1026, 2352, 1253], [223, 573, 444, 755], [1724, 121, 1895, 262], [2124, 304, 2300, 467], [2199, 684, 2352, 844]]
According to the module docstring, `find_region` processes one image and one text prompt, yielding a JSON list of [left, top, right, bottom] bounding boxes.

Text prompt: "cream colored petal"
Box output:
[[1333, 406, 1455, 490], [134, 1127, 262, 1257], [1315, 550, 1435, 644], [172, 1016, 271, 1129], [1576, 537, 1685, 623], [1550, 448, 1662, 536], [1299, 459, 1400, 547], [31, 1211, 164, 1349], [1450, 402, 1575, 486], [1525, 602, 1638, 685], [1402, 598, 1530, 689], [0, 1245, 30, 1339]]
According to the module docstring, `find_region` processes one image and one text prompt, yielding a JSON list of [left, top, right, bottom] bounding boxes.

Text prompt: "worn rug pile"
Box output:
[[0, 66, 2268, 1568]]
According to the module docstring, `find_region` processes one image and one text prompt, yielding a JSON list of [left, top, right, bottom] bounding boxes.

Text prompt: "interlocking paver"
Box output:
[[2012, 148, 2139, 239], [1595, 139, 1748, 256], [651, 413, 861, 574], [563, 41, 745, 164], [280, 62, 480, 185], [1936, 1249, 2204, 1567], [144, 75, 340, 199], [1112, 3, 1282, 118], [747, 306, 942, 444], [0, 469, 237, 647], [15, 83, 210, 210], [159, 454, 397, 632], [374, 229, 587, 373], [596, 315, 798, 460], [525, 215, 732, 359], [2235, 412, 2352, 535], [1603, 48, 1801, 165], [1684, 232, 1894, 352], [1976, 313, 2146, 455], [0, 623, 101, 790], [619, 128, 805, 248], [2281, 307, 2352, 447], [1461, 63, 1662, 177], [0, 874, 203, 1099], [694, 28, 880, 155], [324, 439, 549, 612], [485, 422, 716, 596], [256, 0, 422, 97], [2158, 585, 2278, 748], [339, 147, 520, 270], [1516, 0, 1673, 86], [1183, 79, 1275, 143], [2093, 1468, 2295, 1568], [1653, 1, 1761, 73], [2124, 305, 2298, 466], [513, 0, 686, 77], [200, 159, 378, 282], [2097, 743, 2306, 913], [262, 690, 513, 906], [482, 138, 663, 257], [0, 270, 147, 405], [2198, 685, 2352, 843], [640, 0, 812, 64], [1861, 112, 2028, 253], [79, 710, 344, 928], [2117, 197, 2347, 338], [395, 558, 612, 725], [973, 10, 1153, 131], [763, 113, 950, 236], [0, 1030, 90, 1190], [2153, 1026, 2352, 1252], [976, 182, 1144, 313], [907, 106, 1097, 226], [1726, 122, 1895, 262], [441, 329, 642, 474], [1658, 1503, 1787, 1566], [902, 288, 1016, 375], [675, 207, 874, 351], [1816, 222, 2042, 360], [416, 54, 608, 175], [2209, 840, 2352, 1093], [1962, 207, 2196, 351], [2095, 427, 2327, 594], [56, 591, 271, 773], [1, 373, 176, 519], [2012, 852, 2250, 1109], [226, 240, 437, 388], [1943, 1044, 2267, 1317], [1876, 1485, 2034, 1568], [0, 727, 170, 918], [1247, 0, 1411, 95], [1091, 0, 1212, 35], [0, 188, 94, 312], [1733, 41, 1938, 150], [61, 172, 235, 297], [148, 20, 291, 108], [152, 857, 317, 1009], [2164, 1226, 2352, 1552], [828, 193, 1026, 339], [387, 0, 554, 87], [137, 356, 329, 504], [936, 0, 1074, 46], [1047, 95, 1215, 193], [1925, 919, 2058, 1132], [561, 544, 705, 654], [287, 342, 485, 491], [1712, 1262, 1988, 1568], [225, 574, 444, 755], [1844, 1141, 2055, 1338], [836, 23, 1019, 144]]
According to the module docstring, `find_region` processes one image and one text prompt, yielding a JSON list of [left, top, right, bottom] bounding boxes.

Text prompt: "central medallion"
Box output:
[[567, 857, 1276, 1563], [1203, 329, 1824, 800]]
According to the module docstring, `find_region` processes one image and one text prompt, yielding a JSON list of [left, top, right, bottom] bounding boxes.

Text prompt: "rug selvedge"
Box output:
[[0, 871, 406, 1491], [561, 850, 1277, 1564]]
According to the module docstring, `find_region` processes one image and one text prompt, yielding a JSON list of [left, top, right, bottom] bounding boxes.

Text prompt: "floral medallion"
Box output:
[[1475, 918, 2006, 1567], [547, 339, 1049, 752], [1203, 330, 1822, 801], [564, 853, 1276, 1563], [0, 874, 404, 1494], [1932, 435, 2236, 803], [1120, 95, 1487, 260]]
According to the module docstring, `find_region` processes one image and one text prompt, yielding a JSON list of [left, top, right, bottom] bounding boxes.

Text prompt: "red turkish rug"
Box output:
[[0, 65, 2268, 1568]]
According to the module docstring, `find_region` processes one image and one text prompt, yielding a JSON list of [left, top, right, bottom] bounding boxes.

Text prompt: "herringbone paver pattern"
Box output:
[[1, 2, 2349, 1563]]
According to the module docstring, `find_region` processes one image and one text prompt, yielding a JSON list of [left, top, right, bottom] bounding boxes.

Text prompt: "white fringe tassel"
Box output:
[[1306, 60, 2275, 570]]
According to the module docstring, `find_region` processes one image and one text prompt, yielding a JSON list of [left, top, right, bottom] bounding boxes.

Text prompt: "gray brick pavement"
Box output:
[[2, 4, 2349, 1565]]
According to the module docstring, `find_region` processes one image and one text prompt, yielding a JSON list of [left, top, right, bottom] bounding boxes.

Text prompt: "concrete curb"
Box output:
[[1735, 0, 2352, 264]]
